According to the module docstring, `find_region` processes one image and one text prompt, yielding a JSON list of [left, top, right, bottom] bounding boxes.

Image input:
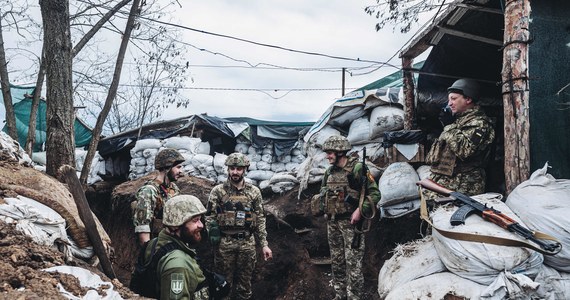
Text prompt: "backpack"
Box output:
[[130, 239, 231, 299], [130, 239, 180, 298]]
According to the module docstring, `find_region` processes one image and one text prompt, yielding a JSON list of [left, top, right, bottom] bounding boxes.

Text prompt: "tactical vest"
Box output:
[[217, 194, 257, 234], [427, 109, 493, 177], [324, 163, 359, 219], [147, 180, 178, 236]]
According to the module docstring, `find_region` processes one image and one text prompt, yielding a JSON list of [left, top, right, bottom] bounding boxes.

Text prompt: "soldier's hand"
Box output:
[[262, 246, 273, 261]]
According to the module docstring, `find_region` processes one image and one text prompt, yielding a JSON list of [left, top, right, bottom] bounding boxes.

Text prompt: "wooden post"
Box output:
[[60, 165, 116, 279], [402, 57, 416, 130], [501, 0, 531, 194]]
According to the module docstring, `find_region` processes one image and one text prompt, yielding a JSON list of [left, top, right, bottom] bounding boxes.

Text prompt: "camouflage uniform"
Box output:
[[425, 106, 495, 197], [207, 181, 268, 300], [320, 156, 380, 300], [147, 230, 209, 300], [133, 180, 181, 237]]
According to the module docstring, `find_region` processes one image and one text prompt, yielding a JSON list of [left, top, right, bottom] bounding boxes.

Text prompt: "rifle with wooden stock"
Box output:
[[417, 178, 562, 255]]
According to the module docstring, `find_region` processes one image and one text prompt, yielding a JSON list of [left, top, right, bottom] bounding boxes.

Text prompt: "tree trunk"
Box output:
[[40, 0, 75, 177], [25, 47, 46, 156], [79, 0, 141, 184], [402, 57, 416, 130], [0, 16, 18, 140], [501, 0, 531, 195]]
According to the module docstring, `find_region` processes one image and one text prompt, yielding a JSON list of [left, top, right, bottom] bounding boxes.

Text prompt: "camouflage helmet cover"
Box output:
[[225, 152, 250, 167], [322, 135, 351, 152], [155, 148, 185, 170], [162, 195, 207, 227]]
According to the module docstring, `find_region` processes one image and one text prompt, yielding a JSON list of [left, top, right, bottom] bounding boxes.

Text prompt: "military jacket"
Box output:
[[320, 156, 380, 218], [133, 180, 181, 234], [148, 231, 209, 300], [426, 106, 495, 177], [207, 181, 269, 247]]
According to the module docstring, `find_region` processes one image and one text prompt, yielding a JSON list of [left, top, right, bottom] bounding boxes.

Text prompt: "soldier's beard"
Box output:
[[229, 174, 244, 184], [167, 169, 178, 182], [179, 226, 202, 245]]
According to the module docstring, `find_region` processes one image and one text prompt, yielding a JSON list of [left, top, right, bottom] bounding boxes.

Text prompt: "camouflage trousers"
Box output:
[[327, 219, 364, 300], [423, 168, 486, 200], [216, 235, 257, 300]]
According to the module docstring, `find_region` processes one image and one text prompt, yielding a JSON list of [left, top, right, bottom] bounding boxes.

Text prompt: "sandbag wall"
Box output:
[[128, 136, 305, 194]]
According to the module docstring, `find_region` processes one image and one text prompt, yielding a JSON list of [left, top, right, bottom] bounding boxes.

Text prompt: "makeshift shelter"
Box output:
[[0, 84, 92, 151], [399, 0, 570, 193]]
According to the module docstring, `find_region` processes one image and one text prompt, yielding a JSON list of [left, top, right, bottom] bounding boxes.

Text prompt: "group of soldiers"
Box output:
[[130, 78, 495, 300]]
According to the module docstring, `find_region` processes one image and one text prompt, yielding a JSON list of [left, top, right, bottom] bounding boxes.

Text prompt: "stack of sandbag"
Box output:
[[74, 148, 106, 185], [296, 145, 330, 197], [369, 105, 405, 140], [377, 162, 421, 218], [0, 131, 32, 165]]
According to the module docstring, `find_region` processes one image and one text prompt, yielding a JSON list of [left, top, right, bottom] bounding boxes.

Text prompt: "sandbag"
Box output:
[[534, 264, 570, 300], [247, 170, 274, 181], [431, 193, 544, 285], [385, 272, 485, 300], [378, 162, 419, 207], [130, 138, 162, 154], [378, 236, 446, 299], [369, 106, 405, 140], [346, 116, 370, 145], [506, 163, 570, 272], [163, 136, 201, 153], [416, 165, 431, 180]]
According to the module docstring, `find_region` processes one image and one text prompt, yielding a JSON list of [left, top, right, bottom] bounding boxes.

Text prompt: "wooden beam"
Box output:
[[456, 3, 504, 15], [436, 26, 503, 46]]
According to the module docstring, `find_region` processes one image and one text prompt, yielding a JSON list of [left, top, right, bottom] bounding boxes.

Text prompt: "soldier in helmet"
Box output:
[[425, 78, 495, 197], [133, 148, 185, 245], [146, 195, 210, 299], [318, 135, 380, 300], [205, 152, 273, 300]]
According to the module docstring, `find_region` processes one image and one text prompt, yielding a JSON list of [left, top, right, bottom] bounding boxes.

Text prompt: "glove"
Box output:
[[439, 105, 455, 126], [209, 221, 221, 246]]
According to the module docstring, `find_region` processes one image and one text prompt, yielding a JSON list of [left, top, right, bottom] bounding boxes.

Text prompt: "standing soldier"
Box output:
[[318, 135, 380, 300], [425, 78, 495, 197], [133, 148, 185, 246], [206, 152, 273, 300]]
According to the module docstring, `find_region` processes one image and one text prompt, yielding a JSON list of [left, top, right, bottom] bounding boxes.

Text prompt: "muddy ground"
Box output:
[[0, 166, 425, 299]]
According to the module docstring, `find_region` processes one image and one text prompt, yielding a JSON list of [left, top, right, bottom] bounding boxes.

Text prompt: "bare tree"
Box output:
[[0, 9, 17, 140], [365, 0, 447, 33], [39, 0, 76, 176]]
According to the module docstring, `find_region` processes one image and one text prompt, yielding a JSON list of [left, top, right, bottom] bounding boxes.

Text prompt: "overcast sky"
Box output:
[[163, 0, 430, 122]]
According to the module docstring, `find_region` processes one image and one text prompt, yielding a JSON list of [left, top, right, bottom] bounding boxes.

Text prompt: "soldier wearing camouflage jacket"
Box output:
[[426, 79, 495, 197], [319, 135, 380, 300], [133, 148, 185, 245], [206, 152, 272, 300]]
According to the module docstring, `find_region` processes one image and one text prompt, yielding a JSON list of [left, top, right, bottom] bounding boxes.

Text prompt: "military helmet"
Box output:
[[154, 148, 185, 170], [322, 135, 351, 152], [163, 195, 207, 227], [447, 78, 480, 101], [225, 152, 250, 167]]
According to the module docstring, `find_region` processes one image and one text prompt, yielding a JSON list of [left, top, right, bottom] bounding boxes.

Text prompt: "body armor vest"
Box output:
[[217, 194, 257, 233], [325, 166, 359, 218]]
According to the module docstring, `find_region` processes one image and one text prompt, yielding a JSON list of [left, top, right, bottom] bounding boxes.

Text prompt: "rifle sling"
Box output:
[[419, 187, 560, 256]]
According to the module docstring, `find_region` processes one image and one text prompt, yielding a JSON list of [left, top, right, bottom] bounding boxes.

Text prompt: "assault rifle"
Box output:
[[349, 147, 366, 249], [417, 178, 562, 254]]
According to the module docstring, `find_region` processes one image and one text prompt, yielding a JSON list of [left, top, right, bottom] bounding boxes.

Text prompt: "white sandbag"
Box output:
[[291, 148, 302, 156], [131, 157, 146, 167], [248, 146, 259, 155], [131, 138, 162, 154], [163, 136, 201, 153], [385, 272, 485, 300], [416, 165, 431, 180], [369, 106, 405, 140], [346, 116, 370, 145], [271, 181, 296, 194], [431, 193, 544, 285], [0, 132, 33, 165], [378, 162, 419, 207], [32, 151, 47, 165], [277, 155, 292, 163], [309, 175, 324, 184], [247, 170, 274, 181], [259, 180, 271, 190], [256, 161, 271, 171], [142, 148, 158, 159], [380, 199, 420, 219], [248, 161, 257, 171], [505, 163, 570, 272], [234, 143, 249, 154], [130, 165, 146, 175], [285, 162, 300, 173], [244, 177, 257, 186], [481, 271, 540, 300], [191, 154, 214, 168], [290, 154, 306, 164], [262, 147, 273, 155], [44, 266, 122, 300], [378, 236, 446, 299], [270, 162, 286, 173], [308, 125, 341, 147], [261, 153, 273, 163], [195, 142, 211, 155], [247, 153, 262, 162], [269, 173, 299, 185], [534, 264, 570, 300], [183, 164, 197, 176], [213, 153, 228, 174], [217, 174, 227, 183]]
